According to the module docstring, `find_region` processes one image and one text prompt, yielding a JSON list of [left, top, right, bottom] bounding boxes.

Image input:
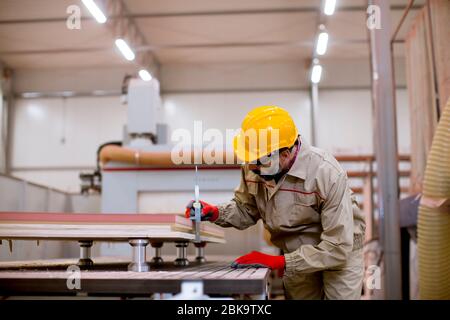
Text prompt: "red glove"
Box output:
[[231, 251, 285, 272], [185, 200, 219, 222]]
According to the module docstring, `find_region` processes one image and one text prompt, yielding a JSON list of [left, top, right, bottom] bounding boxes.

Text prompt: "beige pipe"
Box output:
[[99, 145, 239, 167], [418, 98, 450, 299]]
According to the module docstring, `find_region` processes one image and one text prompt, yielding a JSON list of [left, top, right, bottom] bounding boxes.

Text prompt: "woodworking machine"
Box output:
[[98, 78, 241, 262], [0, 77, 271, 299]]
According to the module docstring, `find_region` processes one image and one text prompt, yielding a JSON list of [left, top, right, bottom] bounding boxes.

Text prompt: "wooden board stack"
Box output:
[[0, 212, 225, 243]]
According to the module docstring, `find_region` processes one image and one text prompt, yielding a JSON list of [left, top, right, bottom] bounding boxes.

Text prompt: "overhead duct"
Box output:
[[99, 145, 237, 167], [418, 98, 450, 299]]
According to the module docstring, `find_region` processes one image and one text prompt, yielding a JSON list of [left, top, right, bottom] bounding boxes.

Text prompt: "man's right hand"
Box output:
[[185, 200, 219, 222]]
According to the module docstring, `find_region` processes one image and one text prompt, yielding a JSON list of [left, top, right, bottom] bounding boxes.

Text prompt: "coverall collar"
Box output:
[[286, 136, 310, 180]]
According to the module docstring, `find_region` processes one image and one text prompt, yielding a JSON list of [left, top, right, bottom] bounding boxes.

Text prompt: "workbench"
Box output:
[[0, 212, 225, 271], [0, 260, 271, 299], [0, 212, 270, 299]]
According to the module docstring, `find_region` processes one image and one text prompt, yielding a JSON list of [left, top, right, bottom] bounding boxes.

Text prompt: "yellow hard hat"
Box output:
[[233, 106, 299, 163]]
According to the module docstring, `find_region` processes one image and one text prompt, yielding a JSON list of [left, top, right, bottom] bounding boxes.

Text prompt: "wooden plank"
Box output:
[[0, 228, 194, 241], [0, 212, 225, 238], [0, 212, 189, 225], [0, 212, 225, 243]]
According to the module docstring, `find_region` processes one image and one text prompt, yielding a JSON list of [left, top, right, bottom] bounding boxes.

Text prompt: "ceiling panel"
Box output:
[[326, 7, 423, 42], [327, 11, 367, 41], [1, 50, 127, 69], [0, 0, 90, 21], [136, 12, 317, 46], [155, 45, 311, 63], [0, 0, 422, 69], [0, 21, 112, 52], [326, 42, 369, 58]]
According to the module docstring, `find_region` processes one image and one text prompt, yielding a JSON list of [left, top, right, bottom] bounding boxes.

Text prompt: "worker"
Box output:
[[186, 106, 366, 300]]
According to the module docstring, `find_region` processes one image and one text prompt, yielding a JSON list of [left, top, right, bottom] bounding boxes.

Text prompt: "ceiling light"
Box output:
[[311, 64, 323, 84], [21, 92, 41, 99], [139, 69, 153, 81], [324, 0, 337, 15], [115, 39, 135, 61], [316, 32, 329, 55], [81, 0, 107, 23], [61, 91, 75, 97]]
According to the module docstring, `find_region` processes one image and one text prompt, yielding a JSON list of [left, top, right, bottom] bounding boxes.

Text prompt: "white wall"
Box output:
[[317, 89, 411, 154], [10, 88, 411, 192], [11, 96, 127, 192], [162, 91, 312, 145], [12, 96, 127, 167]]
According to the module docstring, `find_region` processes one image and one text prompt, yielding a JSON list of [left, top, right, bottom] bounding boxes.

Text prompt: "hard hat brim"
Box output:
[[233, 131, 260, 163]]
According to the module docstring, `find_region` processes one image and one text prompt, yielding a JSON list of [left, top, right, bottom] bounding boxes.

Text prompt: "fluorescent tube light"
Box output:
[[139, 69, 153, 81], [324, 0, 337, 15], [81, 0, 107, 23], [316, 32, 329, 55], [115, 38, 135, 61], [311, 64, 323, 84]]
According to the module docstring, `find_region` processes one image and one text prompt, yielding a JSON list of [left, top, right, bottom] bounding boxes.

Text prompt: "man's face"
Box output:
[[249, 148, 294, 180]]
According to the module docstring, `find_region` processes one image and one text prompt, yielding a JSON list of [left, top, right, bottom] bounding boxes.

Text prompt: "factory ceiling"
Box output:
[[0, 0, 425, 69]]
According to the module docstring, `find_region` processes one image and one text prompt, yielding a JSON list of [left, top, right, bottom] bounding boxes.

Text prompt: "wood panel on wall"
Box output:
[[429, 0, 450, 114], [405, 0, 450, 193]]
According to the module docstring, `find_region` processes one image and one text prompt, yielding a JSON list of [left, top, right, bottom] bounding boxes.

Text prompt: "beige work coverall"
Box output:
[[215, 138, 366, 300]]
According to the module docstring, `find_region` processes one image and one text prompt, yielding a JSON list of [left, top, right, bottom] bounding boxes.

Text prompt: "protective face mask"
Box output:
[[251, 169, 287, 182], [250, 144, 299, 183], [251, 153, 285, 182]]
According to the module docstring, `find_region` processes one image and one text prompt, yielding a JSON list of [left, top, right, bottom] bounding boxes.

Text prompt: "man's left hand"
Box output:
[[231, 251, 285, 272]]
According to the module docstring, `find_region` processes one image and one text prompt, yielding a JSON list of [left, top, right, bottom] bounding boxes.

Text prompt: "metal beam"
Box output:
[[13, 85, 408, 99], [0, 65, 14, 175], [106, 0, 160, 75], [425, 0, 441, 120], [15, 90, 121, 99], [0, 47, 111, 56], [309, 83, 319, 145], [0, 5, 424, 24], [125, 4, 424, 18], [368, 0, 402, 300], [0, 39, 381, 56]]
